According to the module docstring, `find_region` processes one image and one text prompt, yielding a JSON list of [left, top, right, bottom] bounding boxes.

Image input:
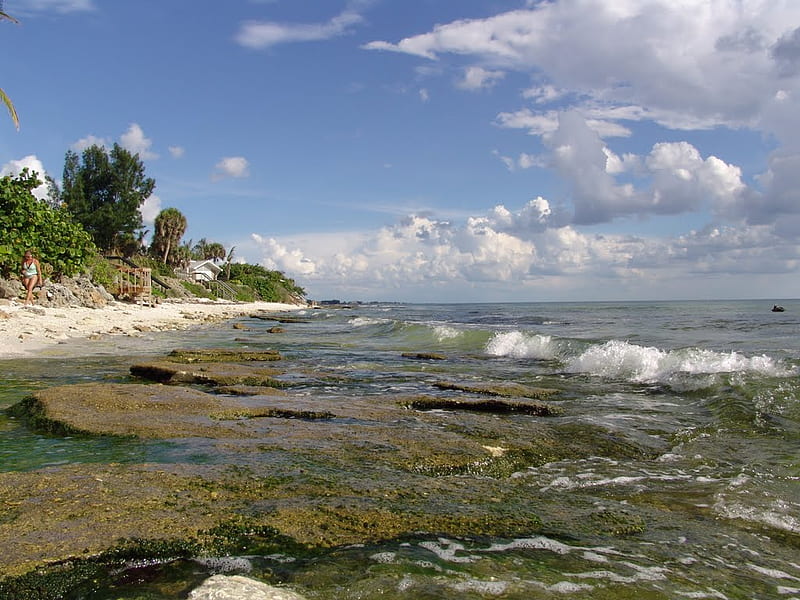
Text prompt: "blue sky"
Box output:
[[2, 0, 800, 303]]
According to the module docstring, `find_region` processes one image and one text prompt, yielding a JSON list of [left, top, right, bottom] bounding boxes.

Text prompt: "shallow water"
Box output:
[[1, 300, 799, 599]]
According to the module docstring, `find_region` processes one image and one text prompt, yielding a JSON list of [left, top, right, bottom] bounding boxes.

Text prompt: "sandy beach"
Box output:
[[0, 299, 305, 359]]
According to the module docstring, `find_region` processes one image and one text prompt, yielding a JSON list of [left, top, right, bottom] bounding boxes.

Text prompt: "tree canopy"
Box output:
[[61, 144, 155, 253], [0, 170, 95, 278]]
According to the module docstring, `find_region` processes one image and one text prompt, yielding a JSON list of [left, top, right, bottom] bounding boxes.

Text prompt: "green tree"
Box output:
[[1, 10, 19, 130], [61, 144, 155, 252], [0, 170, 95, 278], [150, 207, 187, 266]]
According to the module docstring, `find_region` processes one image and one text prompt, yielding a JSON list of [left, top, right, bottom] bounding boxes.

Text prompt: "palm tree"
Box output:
[[152, 208, 187, 265], [206, 242, 226, 262], [224, 246, 236, 280], [1, 9, 20, 130]]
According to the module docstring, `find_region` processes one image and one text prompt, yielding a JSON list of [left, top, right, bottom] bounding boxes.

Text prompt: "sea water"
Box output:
[[0, 300, 798, 599]]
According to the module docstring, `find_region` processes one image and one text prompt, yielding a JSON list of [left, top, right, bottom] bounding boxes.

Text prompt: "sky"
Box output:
[[2, 0, 800, 303]]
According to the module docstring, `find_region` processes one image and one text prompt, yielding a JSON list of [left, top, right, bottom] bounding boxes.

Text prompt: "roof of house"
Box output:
[[187, 260, 223, 274]]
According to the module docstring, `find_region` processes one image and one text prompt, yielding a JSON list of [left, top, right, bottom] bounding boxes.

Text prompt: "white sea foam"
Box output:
[[485, 331, 560, 359], [188, 575, 307, 599], [348, 316, 383, 327], [433, 324, 462, 341], [564, 340, 794, 384]]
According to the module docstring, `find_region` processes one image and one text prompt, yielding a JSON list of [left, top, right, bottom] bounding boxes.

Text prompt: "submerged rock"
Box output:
[[167, 348, 282, 363], [130, 361, 287, 388], [402, 394, 557, 416], [401, 352, 447, 360], [433, 380, 558, 400]]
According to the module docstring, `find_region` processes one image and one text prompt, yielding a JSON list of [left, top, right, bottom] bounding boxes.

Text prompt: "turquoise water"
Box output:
[[1, 300, 799, 599]]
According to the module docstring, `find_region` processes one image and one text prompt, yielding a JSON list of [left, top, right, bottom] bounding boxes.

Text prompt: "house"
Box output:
[[185, 260, 223, 282]]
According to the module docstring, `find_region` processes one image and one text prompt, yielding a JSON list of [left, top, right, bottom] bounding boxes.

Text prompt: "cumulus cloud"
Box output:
[[0, 155, 50, 201], [168, 146, 185, 159], [457, 66, 505, 91], [251, 201, 800, 301], [71, 134, 108, 152], [365, 1, 800, 132], [212, 156, 250, 181], [251, 234, 317, 275], [235, 3, 367, 49], [527, 111, 750, 225], [140, 194, 162, 227], [120, 123, 158, 160]]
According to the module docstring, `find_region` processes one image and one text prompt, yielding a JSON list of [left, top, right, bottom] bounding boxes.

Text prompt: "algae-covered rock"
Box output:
[[168, 348, 281, 363], [402, 394, 557, 416], [130, 361, 287, 388], [401, 352, 447, 360], [8, 383, 270, 438], [433, 380, 558, 400]]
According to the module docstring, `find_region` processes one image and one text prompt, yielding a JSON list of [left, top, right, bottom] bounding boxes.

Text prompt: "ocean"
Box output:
[[0, 300, 798, 599]]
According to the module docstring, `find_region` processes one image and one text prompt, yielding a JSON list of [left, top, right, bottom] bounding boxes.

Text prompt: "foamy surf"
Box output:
[[188, 575, 307, 599], [485, 332, 796, 384]]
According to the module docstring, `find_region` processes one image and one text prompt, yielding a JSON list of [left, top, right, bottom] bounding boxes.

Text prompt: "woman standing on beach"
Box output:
[[20, 250, 41, 305]]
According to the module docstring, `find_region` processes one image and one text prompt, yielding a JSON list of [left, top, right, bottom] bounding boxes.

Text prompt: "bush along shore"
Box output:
[[0, 338, 658, 598]]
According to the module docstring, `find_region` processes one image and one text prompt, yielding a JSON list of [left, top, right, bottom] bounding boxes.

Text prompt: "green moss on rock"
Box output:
[[433, 380, 559, 400]]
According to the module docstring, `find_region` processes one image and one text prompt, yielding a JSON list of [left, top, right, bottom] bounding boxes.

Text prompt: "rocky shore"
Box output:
[[0, 339, 654, 596]]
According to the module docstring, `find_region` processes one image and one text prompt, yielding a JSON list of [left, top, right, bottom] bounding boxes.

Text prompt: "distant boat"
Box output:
[[772, 305, 785, 312]]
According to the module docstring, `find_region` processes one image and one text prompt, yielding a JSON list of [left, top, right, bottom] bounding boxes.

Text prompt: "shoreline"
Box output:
[[0, 299, 305, 359]]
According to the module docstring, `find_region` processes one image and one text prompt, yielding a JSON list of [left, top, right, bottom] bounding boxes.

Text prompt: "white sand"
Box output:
[[0, 299, 305, 358]]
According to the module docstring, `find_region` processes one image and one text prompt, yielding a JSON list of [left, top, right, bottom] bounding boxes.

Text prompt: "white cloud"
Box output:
[[457, 66, 505, 91], [251, 201, 800, 301], [212, 156, 250, 181], [251, 234, 317, 275], [140, 194, 162, 227], [235, 5, 365, 49], [541, 111, 751, 225], [71, 134, 108, 153], [120, 123, 158, 160], [168, 146, 185, 159], [0, 155, 50, 201], [365, 0, 800, 157]]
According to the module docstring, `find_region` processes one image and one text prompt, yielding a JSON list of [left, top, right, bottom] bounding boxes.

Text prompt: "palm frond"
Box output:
[[0, 11, 19, 24], [0, 87, 19, 130]]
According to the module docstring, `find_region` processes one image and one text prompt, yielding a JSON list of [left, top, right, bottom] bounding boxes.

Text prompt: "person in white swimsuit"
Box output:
[[21, 250, 41, 305]]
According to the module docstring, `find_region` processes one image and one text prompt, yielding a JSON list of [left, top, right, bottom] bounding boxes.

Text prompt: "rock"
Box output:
[[402, 352, 446, 360], [402, 395, 557, 416], [433, 380, 558, 400], [130, 360, 287, 387], [0, 278, 22, 300], [168, 348, 282, 363]]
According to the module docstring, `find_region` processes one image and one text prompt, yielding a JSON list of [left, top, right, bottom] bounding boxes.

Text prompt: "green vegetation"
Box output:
[[61, 144, 155, 253], [227, 263, 306, 303], [0, 170, 96, 278], [0, 140, 306, 304]]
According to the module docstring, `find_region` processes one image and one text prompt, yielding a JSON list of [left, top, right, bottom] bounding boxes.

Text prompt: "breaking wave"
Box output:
[[485, 333, 796, 384]]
